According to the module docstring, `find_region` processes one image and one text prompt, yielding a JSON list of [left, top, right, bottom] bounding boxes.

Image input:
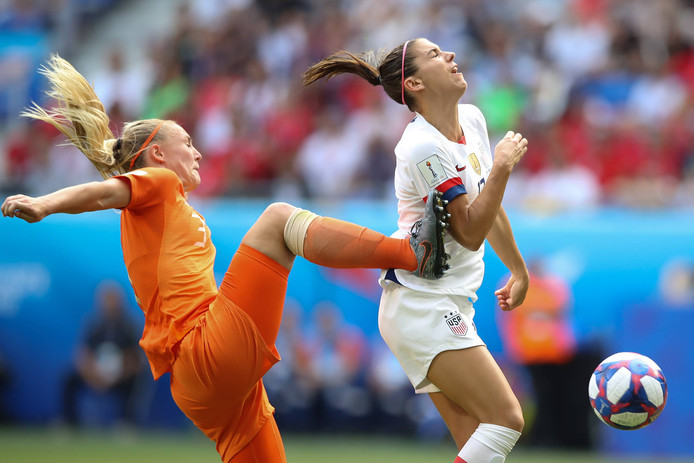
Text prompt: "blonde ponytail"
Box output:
[[21, 54, 119, 179], [21, 54, 167, 178]]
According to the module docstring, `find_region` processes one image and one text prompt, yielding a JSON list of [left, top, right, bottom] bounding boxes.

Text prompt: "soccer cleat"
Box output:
[[409, 189, 450, 279]]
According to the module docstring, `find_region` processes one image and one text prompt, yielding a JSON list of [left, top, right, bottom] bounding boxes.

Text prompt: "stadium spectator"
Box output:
[[295, 105, 368, 199], [657, 258, 694, 310], [90, 47, 151, 119], [303, 301, 369, 433], [61, 280, 143, 427]]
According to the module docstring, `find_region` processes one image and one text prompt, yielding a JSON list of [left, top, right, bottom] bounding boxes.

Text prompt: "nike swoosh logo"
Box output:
[[418, 241, 433, 276], [456, 165, 466, 172]]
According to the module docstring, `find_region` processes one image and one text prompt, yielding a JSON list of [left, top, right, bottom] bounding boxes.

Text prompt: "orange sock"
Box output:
[[303, 217, 417, 271]]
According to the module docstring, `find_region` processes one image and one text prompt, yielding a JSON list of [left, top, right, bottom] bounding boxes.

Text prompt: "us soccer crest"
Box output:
[[467, 153, 481, 175], [444, 310, 468, 337]]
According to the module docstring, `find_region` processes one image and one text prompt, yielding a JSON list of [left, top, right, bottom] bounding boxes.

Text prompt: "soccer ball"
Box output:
[[588, 352, 667, 430]]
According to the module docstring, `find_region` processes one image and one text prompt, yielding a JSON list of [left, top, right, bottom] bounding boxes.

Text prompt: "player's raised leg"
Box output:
[[234, 190, 449, 361], [241, 189, 450, 278]]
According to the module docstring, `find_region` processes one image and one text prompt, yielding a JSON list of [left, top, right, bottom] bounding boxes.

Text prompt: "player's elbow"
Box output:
[[463, 239, 485, 252], [447, 207, 486, 251], [452, 232, 485, 251]]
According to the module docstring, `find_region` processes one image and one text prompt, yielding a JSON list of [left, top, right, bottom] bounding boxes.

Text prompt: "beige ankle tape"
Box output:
[[284, 208, 319, 257]]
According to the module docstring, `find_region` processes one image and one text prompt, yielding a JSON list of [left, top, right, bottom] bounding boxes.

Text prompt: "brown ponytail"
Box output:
[[303, 39, 419, 111]]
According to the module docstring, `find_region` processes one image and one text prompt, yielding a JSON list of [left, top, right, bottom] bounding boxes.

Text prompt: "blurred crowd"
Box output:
[[2, 0, 694, 211], [262, 298, 447, 439]]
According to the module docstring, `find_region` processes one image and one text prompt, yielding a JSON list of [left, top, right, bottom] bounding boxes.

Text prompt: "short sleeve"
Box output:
[[401, 138, 467, 203], [115, 168, 183, 211]]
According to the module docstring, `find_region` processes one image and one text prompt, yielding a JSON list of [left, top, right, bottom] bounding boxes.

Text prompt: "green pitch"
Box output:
[[0, 427, 689, 463]]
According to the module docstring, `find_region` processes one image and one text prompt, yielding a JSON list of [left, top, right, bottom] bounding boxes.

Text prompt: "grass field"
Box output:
[[1, 427, 693, 463]]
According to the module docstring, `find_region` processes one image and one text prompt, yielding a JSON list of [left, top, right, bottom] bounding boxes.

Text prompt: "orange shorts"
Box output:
[[170, 244, 289, 462]]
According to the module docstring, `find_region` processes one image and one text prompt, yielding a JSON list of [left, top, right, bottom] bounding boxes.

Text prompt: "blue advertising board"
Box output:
[[0, 201, 693, 455]]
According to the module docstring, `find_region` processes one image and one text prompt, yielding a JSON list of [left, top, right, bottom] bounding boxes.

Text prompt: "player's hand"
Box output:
[[493, 131, 528, 172], [495, 273, 529, 311], [1, 194, 47, 223]]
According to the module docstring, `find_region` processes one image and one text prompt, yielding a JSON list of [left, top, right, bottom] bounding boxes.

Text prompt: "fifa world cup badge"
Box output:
[[416, 155, 448, 187], [444, 310, 468, 336]]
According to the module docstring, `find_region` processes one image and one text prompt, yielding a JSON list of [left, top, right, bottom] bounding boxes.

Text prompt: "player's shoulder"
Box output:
[[123, 167, 179, 184], [396, 116, 447, 160], [458, 103, 485, 123], [117, 167, 184, 201], [136, 166, 177, 178]]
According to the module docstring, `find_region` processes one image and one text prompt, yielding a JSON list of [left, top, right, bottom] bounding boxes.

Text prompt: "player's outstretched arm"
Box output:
[[1, 178, 131, 223], [445, 131, 528, 251]]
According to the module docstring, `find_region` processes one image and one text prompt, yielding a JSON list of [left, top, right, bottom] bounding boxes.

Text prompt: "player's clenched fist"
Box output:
[[493, 131, 528, 171], [1, 195, 45, 223]]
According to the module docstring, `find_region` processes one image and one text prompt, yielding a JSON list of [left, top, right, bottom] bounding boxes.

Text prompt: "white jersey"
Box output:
[[380, 104, 494, 301]]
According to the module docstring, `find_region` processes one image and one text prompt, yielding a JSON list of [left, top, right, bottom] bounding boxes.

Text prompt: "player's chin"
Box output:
[[185, 173, 202, 192], [456, 76, 467, 90]]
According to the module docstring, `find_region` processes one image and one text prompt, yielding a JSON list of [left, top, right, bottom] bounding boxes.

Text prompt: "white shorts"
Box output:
[[378, 280, 485, 394]]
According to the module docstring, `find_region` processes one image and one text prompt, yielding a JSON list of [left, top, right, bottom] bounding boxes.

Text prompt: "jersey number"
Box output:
[[192, 212, 207, 248], [477, 178, 486, 194]]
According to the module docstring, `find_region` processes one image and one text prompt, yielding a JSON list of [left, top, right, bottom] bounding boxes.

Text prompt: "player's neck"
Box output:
[[420, 102, 462, 143]]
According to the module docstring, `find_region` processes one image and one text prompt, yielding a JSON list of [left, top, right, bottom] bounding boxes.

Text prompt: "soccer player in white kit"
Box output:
[[304, 38, 529, 463]]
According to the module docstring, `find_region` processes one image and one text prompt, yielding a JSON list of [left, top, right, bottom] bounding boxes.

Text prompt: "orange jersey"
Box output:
[[115, 167, 217, 379]]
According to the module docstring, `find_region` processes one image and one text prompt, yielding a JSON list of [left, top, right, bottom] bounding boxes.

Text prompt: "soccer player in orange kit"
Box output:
[[1, 55, 449, 462]]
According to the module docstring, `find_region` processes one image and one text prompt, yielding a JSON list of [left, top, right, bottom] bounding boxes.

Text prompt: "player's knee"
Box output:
[[501, 406, 524, 433], [241, 202, 299, 268], [481, 401, 524, 432], [245, 202, 296, 250], [261, 202, 296, 226], [256, 202, 296, 238]]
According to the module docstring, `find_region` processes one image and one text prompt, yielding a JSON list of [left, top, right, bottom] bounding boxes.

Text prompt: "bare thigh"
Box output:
[[429, 392, 479, 449], [241, 202, 296, 270], [427, 346, 524, 439]]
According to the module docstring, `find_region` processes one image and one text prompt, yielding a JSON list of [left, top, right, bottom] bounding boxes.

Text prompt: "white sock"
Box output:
[[455, 423, 521, 463]]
